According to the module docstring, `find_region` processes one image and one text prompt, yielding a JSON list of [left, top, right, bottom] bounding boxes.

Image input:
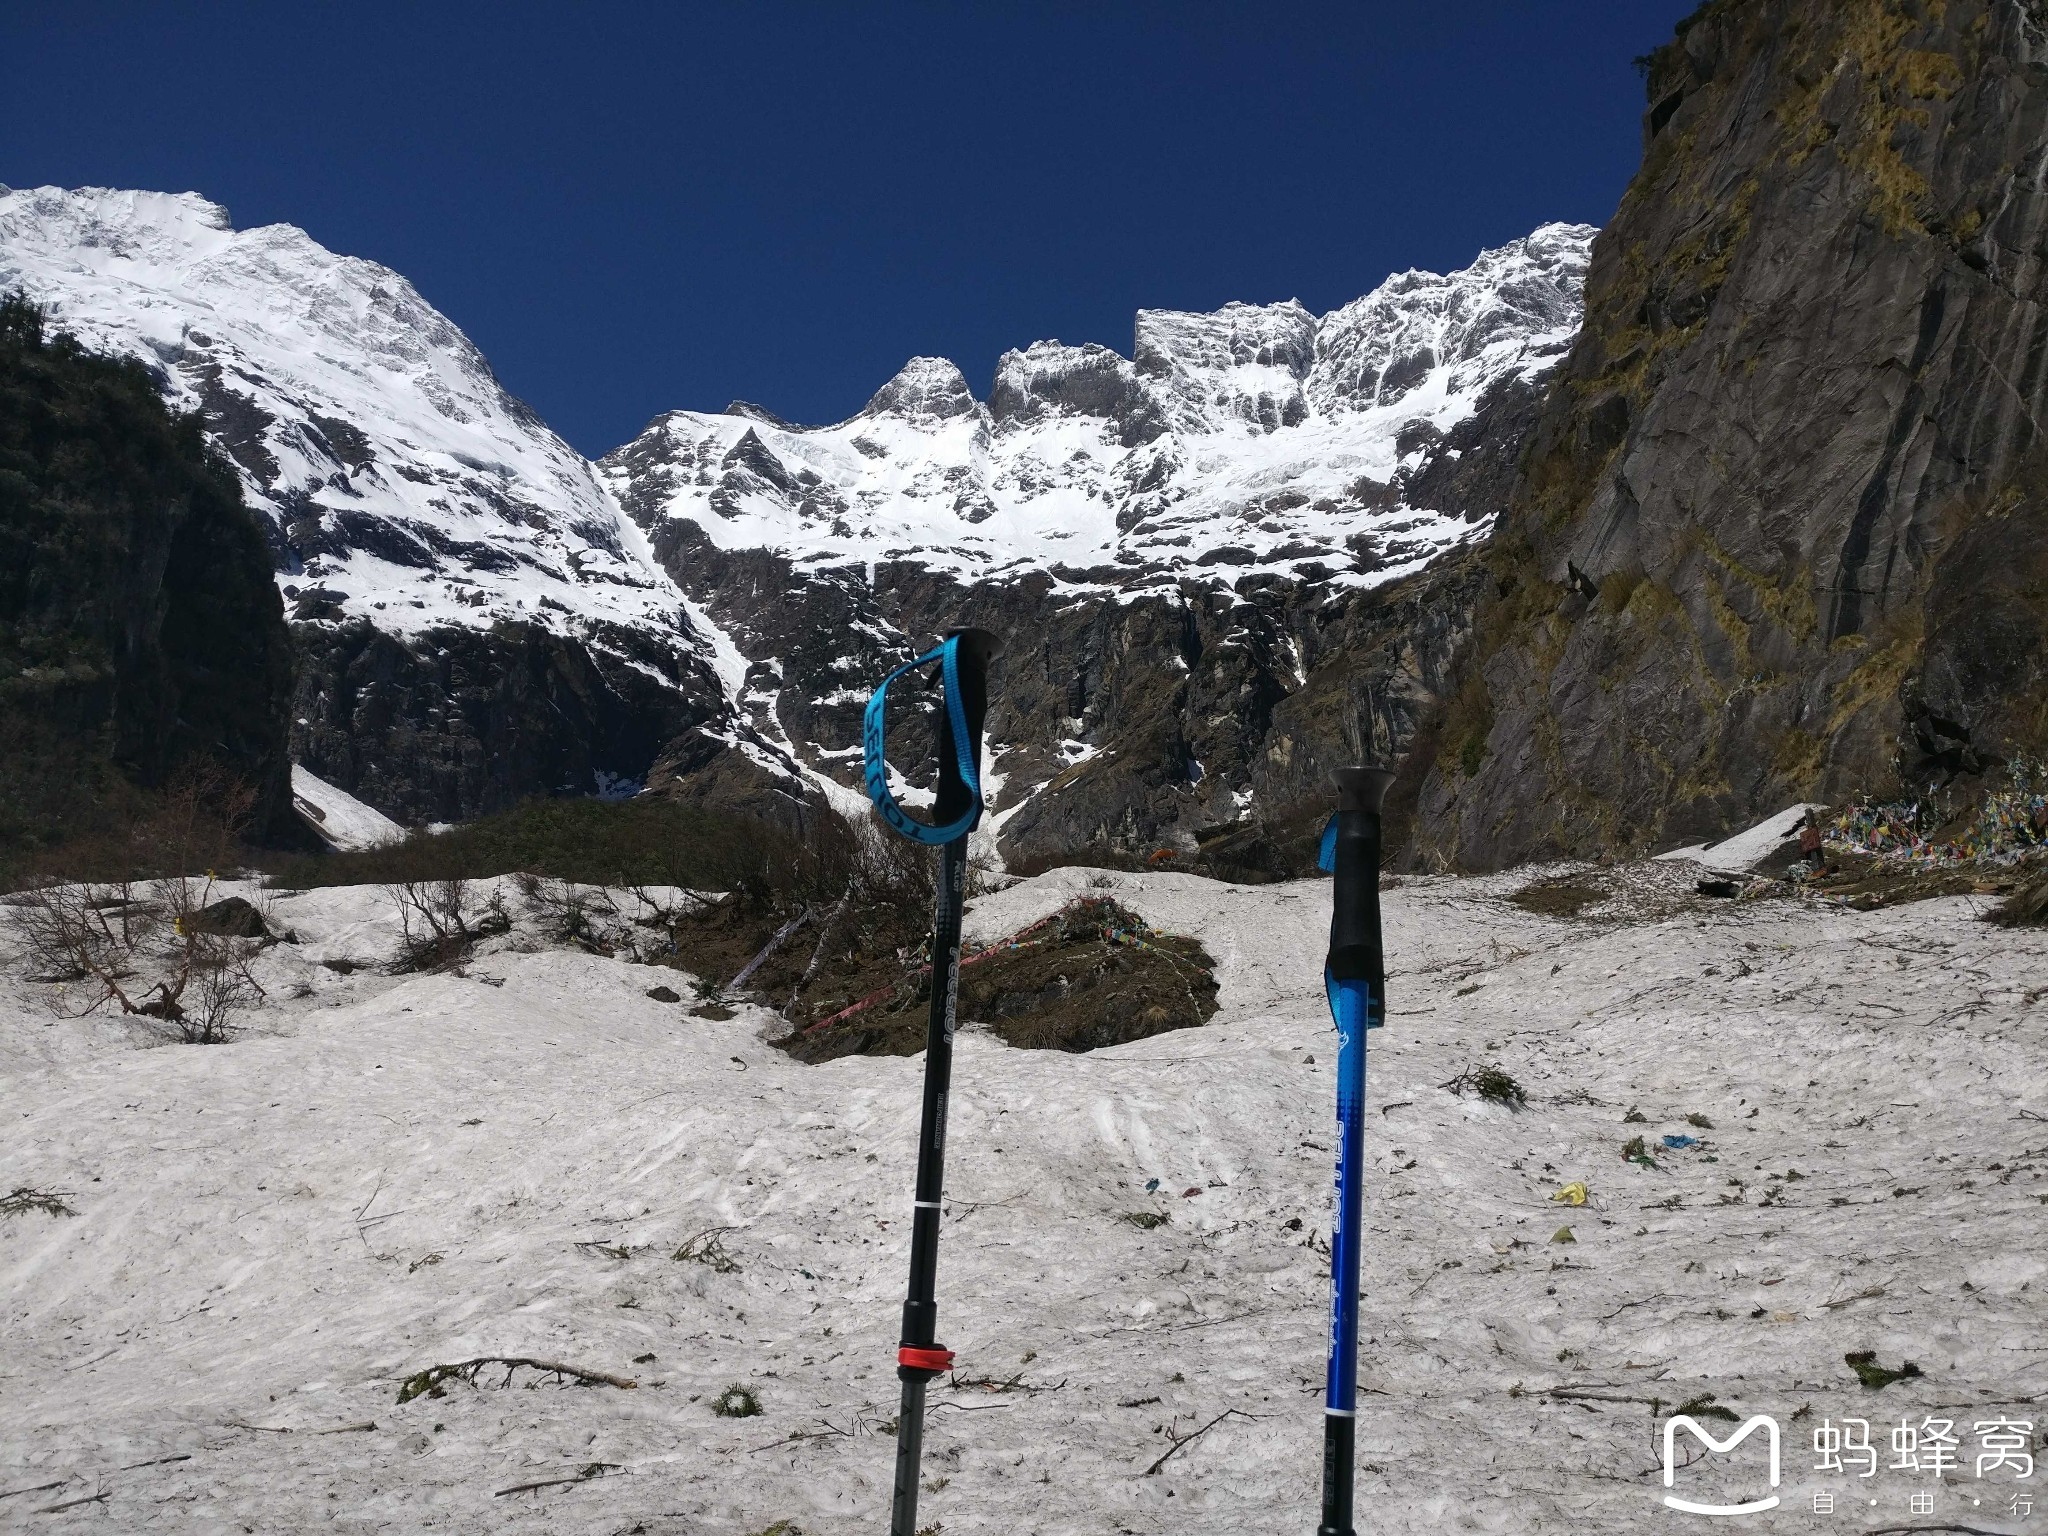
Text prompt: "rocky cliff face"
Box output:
[[0, 186, 733, 823], [607, 229, 1593, 866], [652, 517, 1489, 870], [1411, 0, 2048, 868], [0, 293, 293, 859]]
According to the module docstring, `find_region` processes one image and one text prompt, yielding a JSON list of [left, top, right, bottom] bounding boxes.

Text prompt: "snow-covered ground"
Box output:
[[1657, 804, 1830, 874], [2, 865, 2043, 1533]]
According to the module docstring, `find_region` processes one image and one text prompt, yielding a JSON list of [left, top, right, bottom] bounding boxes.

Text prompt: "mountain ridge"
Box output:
[[2, 184, 1596, 859], [601, 228, 1594, 865], [0, 184, 749, 826], [601, 222, 1595, 595]]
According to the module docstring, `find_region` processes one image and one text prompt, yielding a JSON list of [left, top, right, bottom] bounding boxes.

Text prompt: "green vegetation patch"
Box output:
[[1845, 1350, 1923, 1391], [267, 795, 782, 893]]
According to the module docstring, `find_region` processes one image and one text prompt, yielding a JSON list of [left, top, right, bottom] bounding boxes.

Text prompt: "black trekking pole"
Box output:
[[1316, 765, 1393, 1536], [859, 626, 999, 1536]]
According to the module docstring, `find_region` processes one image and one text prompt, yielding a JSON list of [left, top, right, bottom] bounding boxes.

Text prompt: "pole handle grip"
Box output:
[[1325, 766, 1392, 985]]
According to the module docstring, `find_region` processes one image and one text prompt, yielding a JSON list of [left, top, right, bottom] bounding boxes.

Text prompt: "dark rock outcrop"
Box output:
[[187, 894, 272, 938], [289, 617, 726, 826], [0, 294, 293, 858], [1413, 0, 2048, 867], [656, 521, 1489, 875], [989, 342, 1168, 447]]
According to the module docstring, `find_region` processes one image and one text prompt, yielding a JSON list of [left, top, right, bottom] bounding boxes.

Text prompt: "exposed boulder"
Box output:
[[186, 895, 271, 939]]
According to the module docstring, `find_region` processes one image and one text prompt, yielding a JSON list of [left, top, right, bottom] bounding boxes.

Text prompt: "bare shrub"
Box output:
[[1, 1187, 78, 1218], [624, 812, 727, 925], [1442, 1064, 1528, 1108], [694, 814, 926, 925], [15, 879, 158, 996], [1989, 867, 2048, 926], [849, 818, 939, 916], [624, 878, 706, 930], [14, 873, 267, 1042], [178, 933, 266, 1043], [697, 814, 942, 990], [6, 763, 275, 1043], [672, 1226, 741, 1272], [384, 878, 511, 973], [515, 873, 622, 953], [148, 760, 259, 877], [3, 753, 261, 895], [395, 1355, 638, 1404]]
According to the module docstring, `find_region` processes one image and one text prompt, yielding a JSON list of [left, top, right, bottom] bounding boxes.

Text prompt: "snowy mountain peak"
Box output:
[[860, 355, 979, 423], [722, 400, 805, 430], [602, 223, 1599, 588], [1309, 221, 1594, 416], [989, 340, 1163, 448], [0, 183, 698, 652], [1134, 299, 1318, 435]]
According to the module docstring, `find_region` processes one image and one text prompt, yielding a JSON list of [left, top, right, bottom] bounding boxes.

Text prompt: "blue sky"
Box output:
[[4, 2, 1699, 455]]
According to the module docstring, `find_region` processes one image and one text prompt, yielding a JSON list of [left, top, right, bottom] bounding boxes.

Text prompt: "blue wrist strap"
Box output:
[[863, 636, 983, 846]]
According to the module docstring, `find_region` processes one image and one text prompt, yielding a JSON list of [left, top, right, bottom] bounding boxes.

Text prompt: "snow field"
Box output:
[[1, 867, 2043, 1533], [291, 766, 408, 852]]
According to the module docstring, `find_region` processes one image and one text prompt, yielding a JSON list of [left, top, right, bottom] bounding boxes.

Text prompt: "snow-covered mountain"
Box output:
[[0, 185, 693, 646], [0, 185, 752, 825], [597, 226, 1596, 866], [601, 224, 1594, 591], [0, 183, 1596, 856]]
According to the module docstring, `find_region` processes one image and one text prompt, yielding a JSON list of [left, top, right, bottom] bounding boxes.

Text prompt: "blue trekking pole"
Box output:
[[1317, 765, 1393, 1536], [861, 626, 1000, 1536]]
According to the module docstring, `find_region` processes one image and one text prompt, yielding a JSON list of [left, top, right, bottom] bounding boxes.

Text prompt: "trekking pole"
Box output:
[[1316, 764, 1393, 1536], [860, 626, 1000, 1536]]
